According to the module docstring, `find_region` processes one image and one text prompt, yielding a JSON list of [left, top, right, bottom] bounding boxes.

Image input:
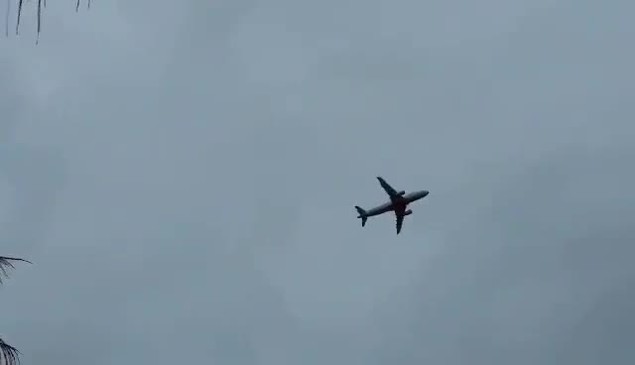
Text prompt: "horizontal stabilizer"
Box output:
[[354, 206, 368, 227]]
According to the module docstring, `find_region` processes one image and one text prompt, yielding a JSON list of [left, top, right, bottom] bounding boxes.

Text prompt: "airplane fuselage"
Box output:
[[363, 190, 429, 217]]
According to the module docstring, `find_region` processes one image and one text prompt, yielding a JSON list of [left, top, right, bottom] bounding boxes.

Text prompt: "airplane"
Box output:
[[355, 176, 429, 234]]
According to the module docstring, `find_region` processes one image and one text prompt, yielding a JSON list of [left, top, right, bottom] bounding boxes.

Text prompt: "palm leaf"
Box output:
[[0, 256, 31, 284], [0, 256, 29, 365], [9, 0, 91, 39], [0, 338, 19, 365]]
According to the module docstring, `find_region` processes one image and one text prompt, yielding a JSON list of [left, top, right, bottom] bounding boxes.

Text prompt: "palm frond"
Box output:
[[4, 0, 10, 37], [15, 0, 22, 35], [0, 256, 31, 284], [0, 338, 20, 365], [9, 0, 92, 39], [0, 256, 29, 364]]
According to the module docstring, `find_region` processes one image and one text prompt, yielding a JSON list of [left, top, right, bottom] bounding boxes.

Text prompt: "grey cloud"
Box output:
[[0, 0, 634, 364]]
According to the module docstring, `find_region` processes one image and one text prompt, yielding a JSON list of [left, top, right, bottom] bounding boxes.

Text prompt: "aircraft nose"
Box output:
[[423, 190, 429, 197]]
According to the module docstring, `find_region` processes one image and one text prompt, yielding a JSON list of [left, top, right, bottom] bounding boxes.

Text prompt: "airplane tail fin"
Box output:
[[355, 206, 368, 227]]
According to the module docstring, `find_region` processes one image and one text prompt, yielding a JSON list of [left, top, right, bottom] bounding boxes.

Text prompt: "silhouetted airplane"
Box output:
[[355, 177, 429, 234]]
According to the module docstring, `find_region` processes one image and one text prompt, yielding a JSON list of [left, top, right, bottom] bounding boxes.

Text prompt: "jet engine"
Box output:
[[398, 190, 406, 196], [404, 209, 412, 215]]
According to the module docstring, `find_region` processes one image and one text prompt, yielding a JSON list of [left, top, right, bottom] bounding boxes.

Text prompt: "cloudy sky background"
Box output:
[[0, 0, 634, 364]]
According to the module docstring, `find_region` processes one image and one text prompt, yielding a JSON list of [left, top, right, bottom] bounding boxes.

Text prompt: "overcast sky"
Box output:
[[0, 0, 634, 364]]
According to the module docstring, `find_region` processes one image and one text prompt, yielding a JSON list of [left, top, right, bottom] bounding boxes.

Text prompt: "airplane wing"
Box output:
[[377, 176, 399, 198], [395, 212, 404, 234]]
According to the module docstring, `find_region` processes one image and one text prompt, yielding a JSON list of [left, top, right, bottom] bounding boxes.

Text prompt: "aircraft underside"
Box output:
[[355, 176, 428, 234]]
